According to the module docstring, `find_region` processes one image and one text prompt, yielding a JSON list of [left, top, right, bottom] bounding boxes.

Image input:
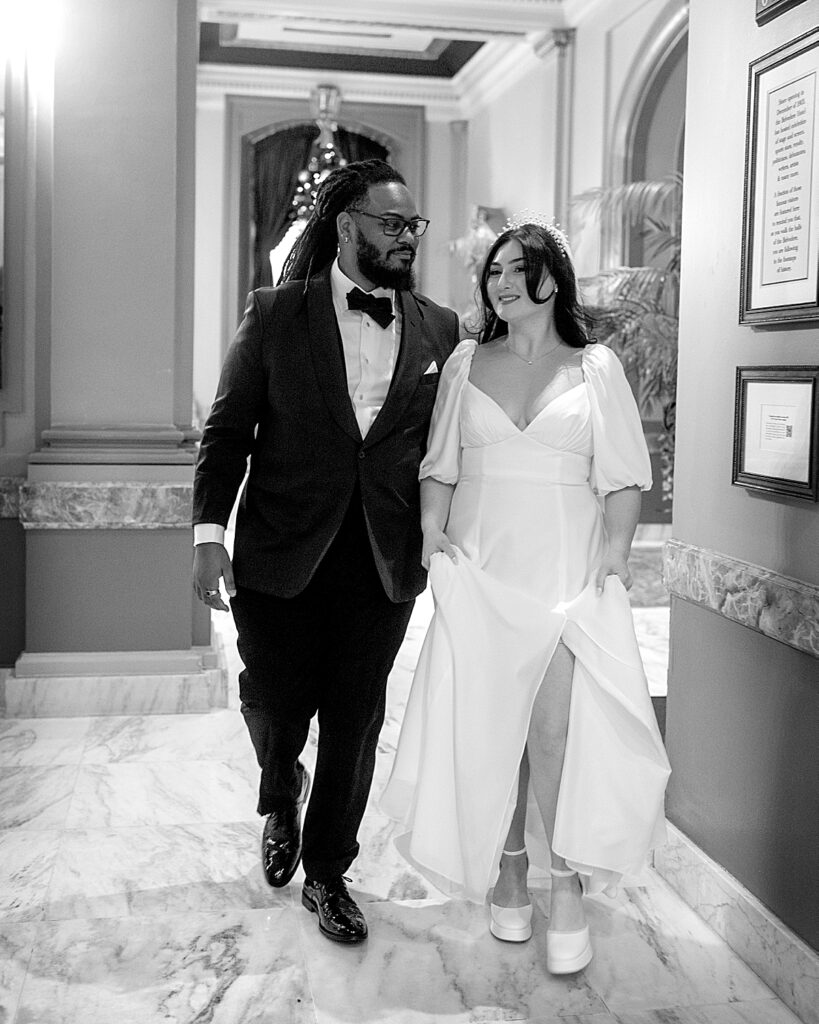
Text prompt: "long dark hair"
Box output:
[[476, 224, 593, 348], [278, 159, 406, 285]]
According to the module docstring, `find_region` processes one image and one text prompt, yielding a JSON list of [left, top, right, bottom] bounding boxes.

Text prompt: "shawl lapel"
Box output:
[[305, 268, 361, 441]]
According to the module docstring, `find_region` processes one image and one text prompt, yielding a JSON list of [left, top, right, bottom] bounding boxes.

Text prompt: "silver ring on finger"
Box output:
[[204, 589, 220, 598]]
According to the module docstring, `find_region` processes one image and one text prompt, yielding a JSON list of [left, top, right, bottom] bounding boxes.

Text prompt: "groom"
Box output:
[[192, 159, 459, 943]]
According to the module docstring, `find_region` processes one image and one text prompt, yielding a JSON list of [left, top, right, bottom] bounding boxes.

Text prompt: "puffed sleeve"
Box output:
[[583, 343, 653, 495], [419, 339, 477, 484]]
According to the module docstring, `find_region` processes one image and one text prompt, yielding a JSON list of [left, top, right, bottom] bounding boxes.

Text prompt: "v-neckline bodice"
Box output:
[[466, 380, 586, 433]]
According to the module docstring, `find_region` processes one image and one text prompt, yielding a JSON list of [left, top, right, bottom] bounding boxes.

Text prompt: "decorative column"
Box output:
[[5, 0, 224, 714], [449, 119, 471, 312], [551, 28, 576, 230]]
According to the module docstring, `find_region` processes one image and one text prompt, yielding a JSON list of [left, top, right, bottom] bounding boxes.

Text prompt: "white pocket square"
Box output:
[[423, 361, 439, 375]]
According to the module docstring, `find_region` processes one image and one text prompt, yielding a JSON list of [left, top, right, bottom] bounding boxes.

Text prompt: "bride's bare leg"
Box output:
[[527, 641, 586, 933], [492, 752, 530, 908]]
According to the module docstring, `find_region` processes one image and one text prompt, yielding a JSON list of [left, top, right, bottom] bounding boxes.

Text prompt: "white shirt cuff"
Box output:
[[193, 524, 226, 546]]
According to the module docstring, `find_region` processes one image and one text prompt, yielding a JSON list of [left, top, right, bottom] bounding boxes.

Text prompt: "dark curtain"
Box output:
[[335, 127, 388, 165], [251, 125, 390, 289], [253, 124, 318, 289]]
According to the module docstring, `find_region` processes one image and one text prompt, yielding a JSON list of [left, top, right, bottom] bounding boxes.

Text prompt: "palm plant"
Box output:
[[573, 173, 682, 503]]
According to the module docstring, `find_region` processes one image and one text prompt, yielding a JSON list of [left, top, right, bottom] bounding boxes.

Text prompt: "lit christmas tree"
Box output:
[[270, 87, 348, 283], [290, 85, 347, 223], [290, 139, 347, 222]]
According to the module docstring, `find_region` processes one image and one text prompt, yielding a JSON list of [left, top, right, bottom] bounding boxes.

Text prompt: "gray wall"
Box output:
[[666, 600, 819, 947], [668, 0, 819, 951], [26, 531, 204, 653], [0, 520, 25, 667]]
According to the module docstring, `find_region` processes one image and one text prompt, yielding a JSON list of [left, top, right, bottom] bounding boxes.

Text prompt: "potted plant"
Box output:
[[573, 173, 682, 505]]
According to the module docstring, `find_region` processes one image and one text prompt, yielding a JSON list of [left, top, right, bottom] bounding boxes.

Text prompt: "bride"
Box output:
[[380, 219, 670, 975]]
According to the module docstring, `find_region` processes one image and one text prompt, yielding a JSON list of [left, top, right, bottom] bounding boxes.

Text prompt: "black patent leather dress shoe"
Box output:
[[261, 767, 310, 888], [301, 876, 368, 944]]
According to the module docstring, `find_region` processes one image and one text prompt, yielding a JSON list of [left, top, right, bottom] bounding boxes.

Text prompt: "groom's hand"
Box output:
[[192, 542, 236, 612]]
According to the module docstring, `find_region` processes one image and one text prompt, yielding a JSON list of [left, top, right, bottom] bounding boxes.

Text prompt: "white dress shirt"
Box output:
[[331, 258, 399, 438], [194, 258, 399, 547]]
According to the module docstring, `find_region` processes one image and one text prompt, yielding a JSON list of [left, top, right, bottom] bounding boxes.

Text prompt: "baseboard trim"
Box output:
[[654, 822, 818, 1024], [14, 649, 208, 678]]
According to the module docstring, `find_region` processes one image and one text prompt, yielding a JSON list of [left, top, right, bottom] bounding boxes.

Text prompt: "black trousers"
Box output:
[[230, 493, 414, 881]]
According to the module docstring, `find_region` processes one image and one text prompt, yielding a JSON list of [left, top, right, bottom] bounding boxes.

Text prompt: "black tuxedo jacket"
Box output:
[[193, 266, 460, 602]]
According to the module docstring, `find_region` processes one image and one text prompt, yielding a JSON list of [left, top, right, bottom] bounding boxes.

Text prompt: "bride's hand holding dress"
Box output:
[[419, 478, 459, 570]]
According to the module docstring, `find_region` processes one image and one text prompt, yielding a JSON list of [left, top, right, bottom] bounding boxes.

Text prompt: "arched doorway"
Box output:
[[238, 118, 393, 317], [606, 1, 688, 523], [606, 1, 688, 269]]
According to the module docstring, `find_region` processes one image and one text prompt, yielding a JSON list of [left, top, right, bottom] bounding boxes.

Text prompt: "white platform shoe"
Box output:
[[546, 867, 593, 973], [489, 848, 533, 942]]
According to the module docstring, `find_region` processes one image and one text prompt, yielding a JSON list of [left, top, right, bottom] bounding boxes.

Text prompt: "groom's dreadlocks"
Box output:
[[278, 159, 406, 286]]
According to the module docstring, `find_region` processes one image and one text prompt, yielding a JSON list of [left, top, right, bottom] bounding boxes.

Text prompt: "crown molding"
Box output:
[[198, 27, 562, 122], [560, 0, 611, 20], [197, 62, 464, 120], [197, 0, 574, 122], [453, 36, 555, 118], [198, 0, 568, 37]]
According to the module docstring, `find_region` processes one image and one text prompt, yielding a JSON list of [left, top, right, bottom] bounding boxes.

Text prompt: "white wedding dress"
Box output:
[[380, 339, 671, 903]]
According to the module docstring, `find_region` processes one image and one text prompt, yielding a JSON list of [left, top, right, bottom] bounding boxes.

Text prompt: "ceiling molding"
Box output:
[[196, 2, 570, 121], [198, 30, 557, 122], [453, 37, 554, 118], [560, 0, 613, 20], [198, 0, 568, 38], [197, 62, 464, 120]]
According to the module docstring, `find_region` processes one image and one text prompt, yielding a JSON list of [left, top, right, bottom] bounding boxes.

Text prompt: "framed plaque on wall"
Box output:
[[740, 27, 819, 324], [733, 365, 819, 500], [756, 0, 810, 26]]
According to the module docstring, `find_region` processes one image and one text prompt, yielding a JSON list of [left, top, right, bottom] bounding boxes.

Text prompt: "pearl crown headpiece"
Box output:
[[503, 210, 571, 259]]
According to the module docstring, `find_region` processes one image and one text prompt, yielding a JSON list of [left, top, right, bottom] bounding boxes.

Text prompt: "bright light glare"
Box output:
[[0, 0, 62, 66]]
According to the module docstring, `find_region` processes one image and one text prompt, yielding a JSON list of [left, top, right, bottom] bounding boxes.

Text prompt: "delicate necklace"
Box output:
[[502, 339, 562, 365]]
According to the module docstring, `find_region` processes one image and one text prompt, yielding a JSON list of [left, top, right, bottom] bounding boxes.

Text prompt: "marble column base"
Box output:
[[654, 822, 819, 1024], [14, 647, 219, 678], [2, 634, 230, 717], [0, 666, 228, 718]]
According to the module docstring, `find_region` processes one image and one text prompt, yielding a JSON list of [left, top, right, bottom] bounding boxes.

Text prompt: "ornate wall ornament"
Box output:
[[0, 477, 23, 519], [664, 539, 819, 659], [18, 482, 193, 530]]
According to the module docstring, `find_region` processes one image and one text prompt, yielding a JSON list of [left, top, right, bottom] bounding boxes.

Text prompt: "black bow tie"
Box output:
[[346, 287, 395, 330]]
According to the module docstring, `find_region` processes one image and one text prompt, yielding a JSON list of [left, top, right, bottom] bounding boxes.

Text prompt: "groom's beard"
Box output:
[[356, 234, 417, 291]]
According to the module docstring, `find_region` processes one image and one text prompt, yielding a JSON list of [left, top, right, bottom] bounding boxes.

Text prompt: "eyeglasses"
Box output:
[[349, 210, 430, 238]]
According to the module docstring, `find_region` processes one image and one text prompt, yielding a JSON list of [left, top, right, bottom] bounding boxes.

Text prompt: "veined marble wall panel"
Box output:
[[0, 477, 22, 519], [18, 482, 192, 530], [664, 539, 819, 659]]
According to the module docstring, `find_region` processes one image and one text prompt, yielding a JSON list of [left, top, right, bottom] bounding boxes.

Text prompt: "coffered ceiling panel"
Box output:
[[199, 22, 483, 77], [198, 0, 570, 78]]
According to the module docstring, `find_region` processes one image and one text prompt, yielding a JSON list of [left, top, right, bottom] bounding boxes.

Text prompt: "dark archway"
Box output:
[[238, 120, 390, 311]]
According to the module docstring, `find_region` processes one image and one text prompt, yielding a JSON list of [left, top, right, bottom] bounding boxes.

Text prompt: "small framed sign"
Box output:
[[756, 0, 810, 26], [733, 365, 819, 500]]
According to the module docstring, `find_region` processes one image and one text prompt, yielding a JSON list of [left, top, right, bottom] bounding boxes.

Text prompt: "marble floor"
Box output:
[[0, 560, 805, 1023]]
